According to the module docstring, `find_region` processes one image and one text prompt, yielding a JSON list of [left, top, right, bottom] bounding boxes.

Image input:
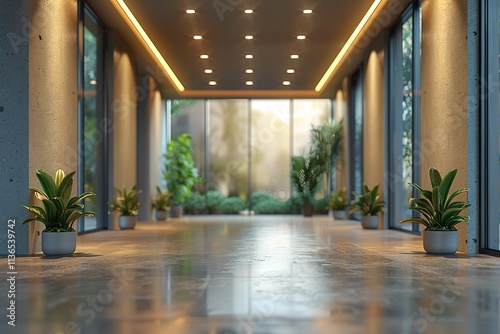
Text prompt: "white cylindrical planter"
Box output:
[[155, 210, 167, 221], [42, 231, 76, 256], [361, 215, 379, 229], [119, 215, 137, 229], [423, 230, 458, 254], [333, 210, 346, 220]]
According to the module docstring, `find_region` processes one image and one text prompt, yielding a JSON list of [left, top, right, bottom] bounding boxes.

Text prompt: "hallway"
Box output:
[[2, 216, 500, 334]]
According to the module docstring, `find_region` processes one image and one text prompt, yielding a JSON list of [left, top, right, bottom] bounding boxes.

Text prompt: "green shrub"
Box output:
[[206, 190, 225, 213], [312, 196, 330, 214], [249, 191, 275, 207], [218, 197, 247, 214], [183, 192, 207, 214], [284, 193, 303, 214], [252, 198, 289, 214]]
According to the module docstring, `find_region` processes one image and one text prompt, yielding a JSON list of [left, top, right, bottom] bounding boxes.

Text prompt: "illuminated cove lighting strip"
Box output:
[[315, 0, 383, 92], [112, 0, 185, 92]]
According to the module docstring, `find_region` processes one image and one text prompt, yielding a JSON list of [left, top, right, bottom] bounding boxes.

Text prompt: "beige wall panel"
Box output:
[[421, 0, 468, 251], [363, 49, 385, 191], [29, 0, 78, 253]]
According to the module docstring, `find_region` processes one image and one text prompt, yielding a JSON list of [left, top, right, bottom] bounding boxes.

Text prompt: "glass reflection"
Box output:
[[251, 100, 290, 200], [401, 16, 414, 224], [209, 100, 249, 197], [81, 9, 104, 231], [171, 100, 206, 188]]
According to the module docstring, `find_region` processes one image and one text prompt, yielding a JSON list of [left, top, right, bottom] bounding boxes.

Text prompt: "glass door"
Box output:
[[483, 0, 500, 252], [78, 5, 106, 232], [349, 68, 364, 220], [388, 5, 421, 231]]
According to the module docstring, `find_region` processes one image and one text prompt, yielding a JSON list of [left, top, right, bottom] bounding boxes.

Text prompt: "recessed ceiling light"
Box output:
[[303, 9, 313, 14], [204, 69, 213, 74], [200, 55, 209, 59], [186, 9, 195, 14], [286, 69, 295, 74], [290, 55, 299, 59], [297, 35, 306, 40], [193, 35, 202, 40], [89, 79, 97, 85], [246, 81, 254, 85], [283, 81, 291, 86], [245, 54, 253, 59], [244, 9, 253, 14], [245, 35, 253, 40], [209, 81, 217, 86], [246, 69, 254, 74]]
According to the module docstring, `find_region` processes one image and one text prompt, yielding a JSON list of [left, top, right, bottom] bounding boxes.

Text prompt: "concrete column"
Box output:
[[0, 0, 30, 255], [420, 0, 470, 252], [0, 0, 78, 255]]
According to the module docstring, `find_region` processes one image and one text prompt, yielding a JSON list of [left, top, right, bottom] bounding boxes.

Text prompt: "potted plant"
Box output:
[[108, 185, 142, 229], [349, 183, 386, 229], [152, 186, 172, 220], [310, 120, 343, 196], [400, 167, 470, 254], [163, 133, 203, 218], [290, 153, 322, 217], [328, 187, 348, 219], [22, 169, 96, 255]]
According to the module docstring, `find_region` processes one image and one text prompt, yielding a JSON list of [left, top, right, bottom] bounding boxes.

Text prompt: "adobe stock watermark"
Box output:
[[6, 219, 17, 327], [48, 268, 134, 334], [7, 2, 57, 54], [400, 278, 462, 334], [212, 0, 244, 21]]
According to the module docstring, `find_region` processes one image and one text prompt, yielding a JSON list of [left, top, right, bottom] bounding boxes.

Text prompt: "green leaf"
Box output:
[[429, 167, 442, 188], [36, 169, 57, 198], [438, 169, 457, 207], [57, 171, 76, 203], [400, 217, 430, 227]]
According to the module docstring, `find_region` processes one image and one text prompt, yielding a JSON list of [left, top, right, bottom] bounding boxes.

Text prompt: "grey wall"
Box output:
[[0, 0, 30, 255]]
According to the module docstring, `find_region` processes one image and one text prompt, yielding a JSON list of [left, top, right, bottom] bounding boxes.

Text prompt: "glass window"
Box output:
[[171, 99, 206, 190], [292, 100, 331, 156], [208, 100, 249, 198], [388, 5, 421, 232], [78, 6, 106, 232], [483, 0, 500, 252], [349, 68, 364, 217], [251, 100, 291, 200]]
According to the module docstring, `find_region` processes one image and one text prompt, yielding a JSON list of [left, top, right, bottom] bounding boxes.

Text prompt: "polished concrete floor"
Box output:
[[1, 216, 500, 334]]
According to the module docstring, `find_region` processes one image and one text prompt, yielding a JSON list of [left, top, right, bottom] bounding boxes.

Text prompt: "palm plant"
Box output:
[[108, 185, 142, 216], [310, 120, 343, 195], [290, 153, 323, 203], [349, 183, 386, 216], [152, 186, 172, 211], [22, 169, 96, 232], [400, 167, 470, 231]]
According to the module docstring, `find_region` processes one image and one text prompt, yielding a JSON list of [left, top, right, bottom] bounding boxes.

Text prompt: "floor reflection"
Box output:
[[1, 216, 499, 334]]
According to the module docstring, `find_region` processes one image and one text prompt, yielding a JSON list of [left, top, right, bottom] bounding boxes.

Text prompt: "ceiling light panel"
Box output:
[[186, 9, 195, 14], [200, 55, 209, 59], [303, 9, 313, 14], [193, 35, 202, 40], [244, 9, 253, 14]]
